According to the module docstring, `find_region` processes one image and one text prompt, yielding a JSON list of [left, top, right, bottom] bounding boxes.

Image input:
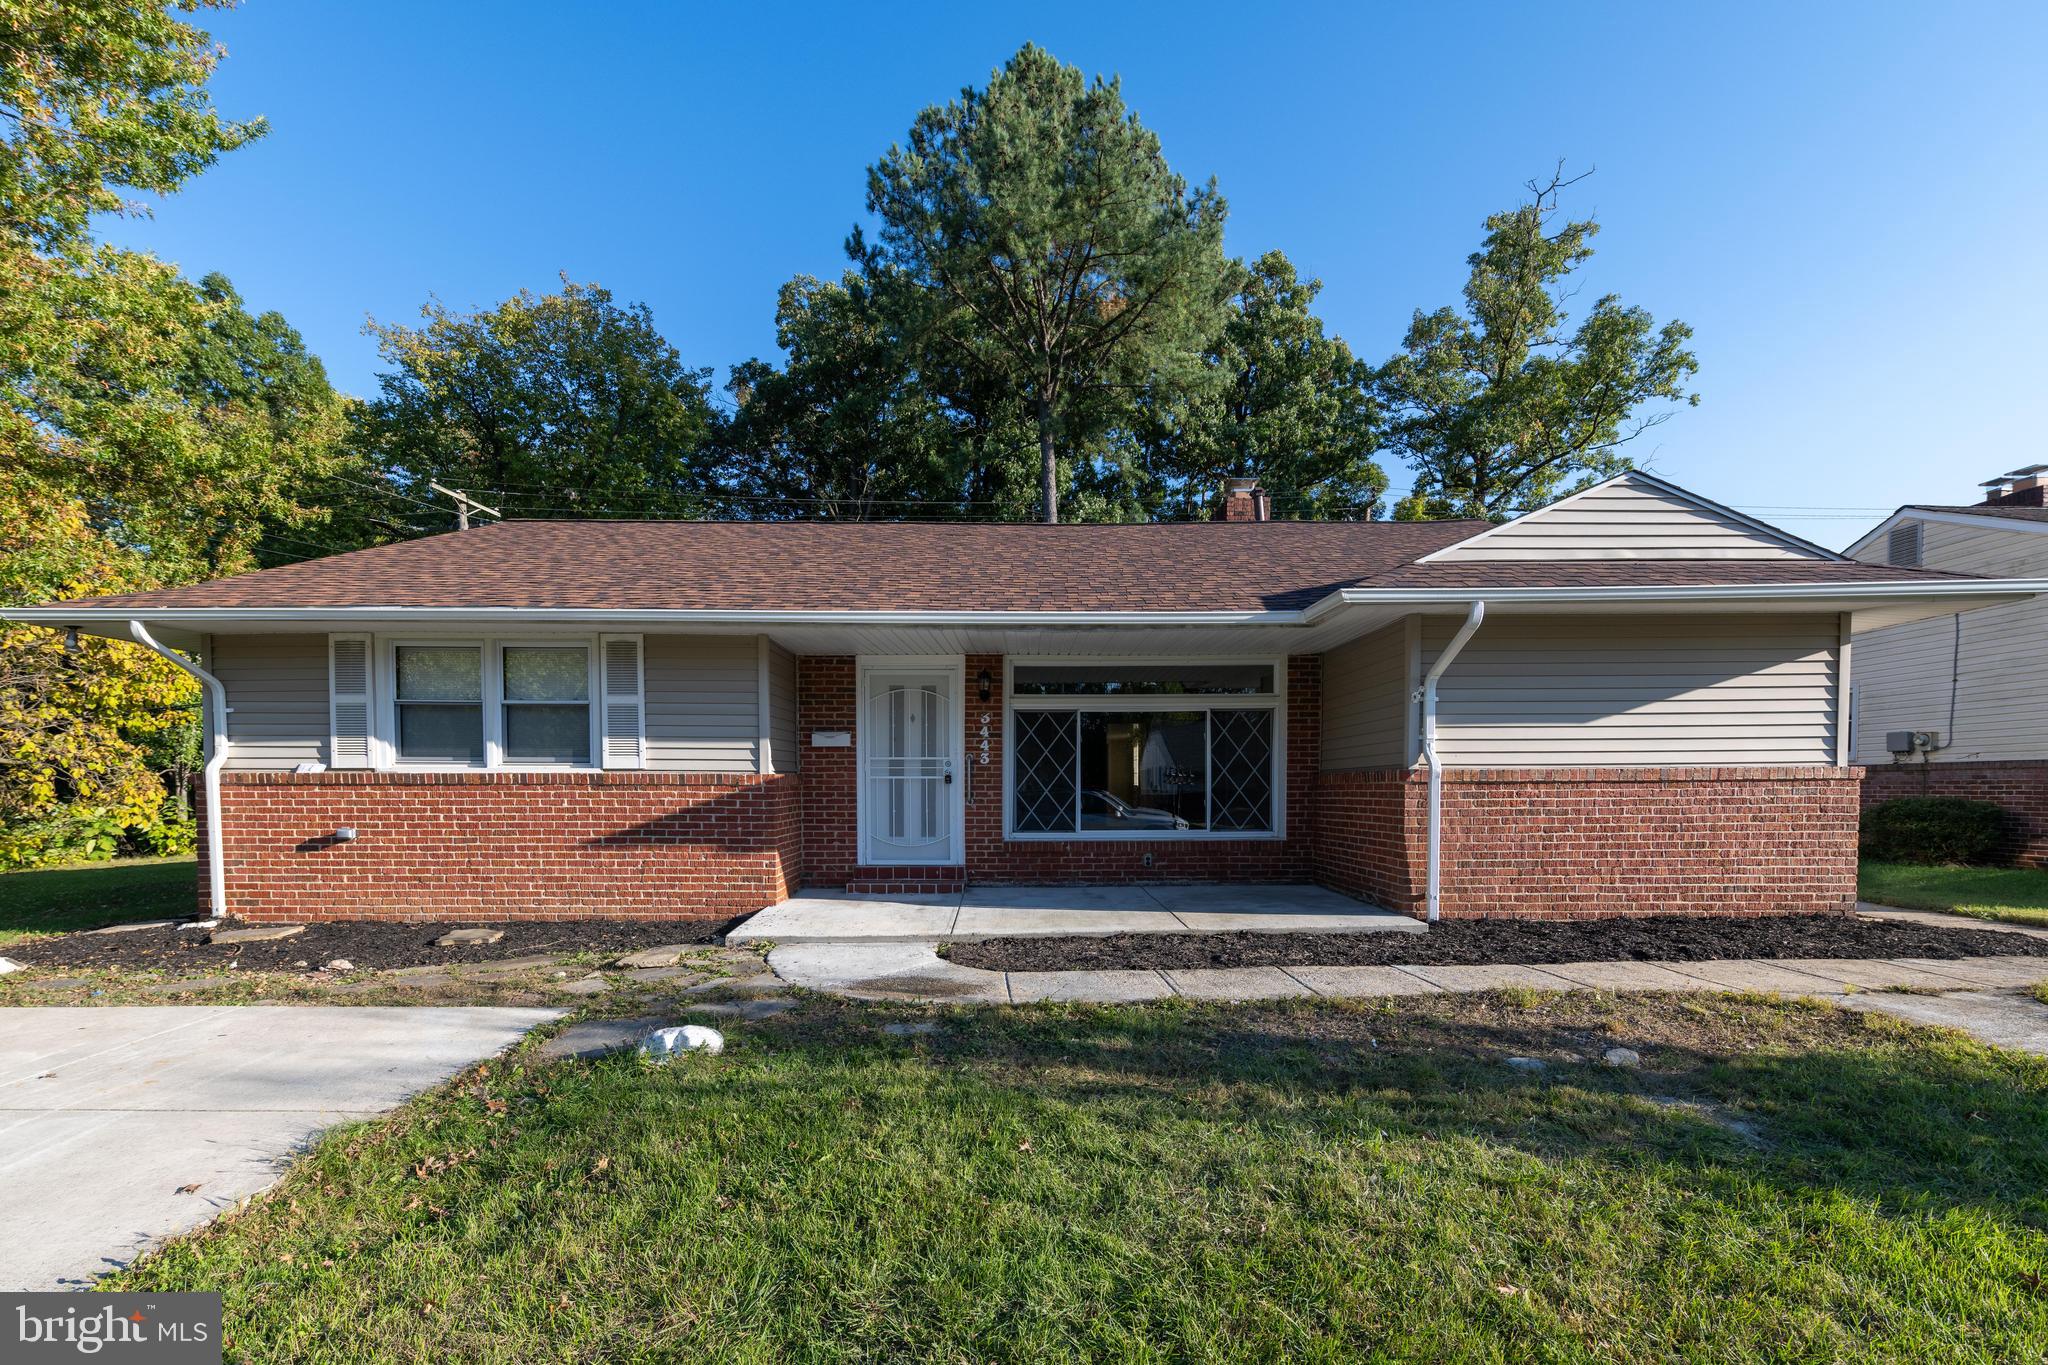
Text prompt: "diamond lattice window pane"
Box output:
[[1208, 709, 1273, 831], [1012, 709, 1078, 833]]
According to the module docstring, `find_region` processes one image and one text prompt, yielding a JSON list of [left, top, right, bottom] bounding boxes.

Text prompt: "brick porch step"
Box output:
[[845, 865, 967, 896]]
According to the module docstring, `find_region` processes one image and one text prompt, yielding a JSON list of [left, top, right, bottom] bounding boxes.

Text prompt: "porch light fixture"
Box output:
[[977, 668, 992, 702]]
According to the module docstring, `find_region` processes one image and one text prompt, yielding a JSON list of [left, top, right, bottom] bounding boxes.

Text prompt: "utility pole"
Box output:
[[428, 482, 501, 531]]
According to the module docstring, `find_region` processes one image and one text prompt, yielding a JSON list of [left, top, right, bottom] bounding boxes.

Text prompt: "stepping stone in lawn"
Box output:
[[882, 1021, 941, 1037], [209, 925, 306, 945], [534, 1015, 669, 1062], [620, 965, 701, 983], [145, 976, 238, 995], [686, 998, 797, 1021], [554, 975, 611, 997], [435, 928, 504, 946], [612, 945, 697, 969], [22, 977, 90, 991], [462, 955, 568, 977]]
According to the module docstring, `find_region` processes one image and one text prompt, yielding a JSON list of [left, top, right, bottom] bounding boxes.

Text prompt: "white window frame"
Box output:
[[1003, 656, 1287, 842], [375, 634, 601, 772]]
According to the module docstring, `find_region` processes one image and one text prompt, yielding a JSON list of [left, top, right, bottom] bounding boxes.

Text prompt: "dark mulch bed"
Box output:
[[9, 917, 742, 975], [943, 914, 2048, 973]]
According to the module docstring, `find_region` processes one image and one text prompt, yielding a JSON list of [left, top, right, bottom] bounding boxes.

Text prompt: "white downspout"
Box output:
[[130, 622, 228, 919], [1416, 601, 1485, 924]]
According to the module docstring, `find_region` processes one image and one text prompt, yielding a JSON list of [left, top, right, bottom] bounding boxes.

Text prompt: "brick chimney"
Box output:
[[1979, 466, 2048, 507], [1216, 477, 1271, 522]]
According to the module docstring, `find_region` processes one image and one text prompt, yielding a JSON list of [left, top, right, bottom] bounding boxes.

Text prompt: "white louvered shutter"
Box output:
[[600, 634, 645, 769], [329, 634, 373, 768]]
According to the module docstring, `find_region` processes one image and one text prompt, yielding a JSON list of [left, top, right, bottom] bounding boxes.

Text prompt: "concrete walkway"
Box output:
[[767, 940, 2048, 1009], [728, 884, 1421, 945], [0, 1005, 556, 1290]]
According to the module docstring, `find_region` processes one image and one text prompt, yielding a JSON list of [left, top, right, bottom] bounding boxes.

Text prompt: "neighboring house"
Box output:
[[1847, 466, 2048, 862], [11, 472, 2036, 923]]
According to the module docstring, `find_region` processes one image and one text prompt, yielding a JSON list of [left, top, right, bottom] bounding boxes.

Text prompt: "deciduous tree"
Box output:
[[355, 279, 720, 524], [1376, 169, 1699, 521]]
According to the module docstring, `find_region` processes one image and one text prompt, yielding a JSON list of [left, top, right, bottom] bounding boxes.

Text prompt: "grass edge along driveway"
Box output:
[[1861, 859, 2048, 927], [114, 990, 2048, 1362]]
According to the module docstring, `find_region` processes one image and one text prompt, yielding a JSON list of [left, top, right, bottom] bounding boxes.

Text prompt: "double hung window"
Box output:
[[388, 640, 594, 768]]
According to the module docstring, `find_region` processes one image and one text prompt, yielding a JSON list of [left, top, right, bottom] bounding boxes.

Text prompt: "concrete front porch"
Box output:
[[725, 883, 1423, 945]]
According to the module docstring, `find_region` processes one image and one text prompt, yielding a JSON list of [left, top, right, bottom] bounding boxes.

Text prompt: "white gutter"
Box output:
[[5, 606, 1305, 629], [1416, 601, 1485, 924], [130, 621, 227, 919], [5, 576, 2039, 639], [1314, 578, 2048, 617]]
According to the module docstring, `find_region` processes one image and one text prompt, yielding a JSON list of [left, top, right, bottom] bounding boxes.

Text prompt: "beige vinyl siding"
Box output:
[[1321, 622, 1411, 769], [644, 634, 760, 772], [1432, 475, 1819, 561], [767, 642, 799, 773], [1420, 613, 1841, 766], [212, 633, 329, 770], [1850, 514, 2048, 762]]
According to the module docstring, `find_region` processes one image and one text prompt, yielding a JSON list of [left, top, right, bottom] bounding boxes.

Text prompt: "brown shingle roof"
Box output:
[[40, 518, 1492, 614], [28, 518, 1982, 616]]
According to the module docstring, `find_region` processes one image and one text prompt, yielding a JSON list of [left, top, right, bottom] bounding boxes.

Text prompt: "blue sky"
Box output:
[[103, 2, 2048, 545]]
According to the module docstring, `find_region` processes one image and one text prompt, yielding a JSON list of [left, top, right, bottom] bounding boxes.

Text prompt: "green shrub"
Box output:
[[1860, 796, 2010, 865]]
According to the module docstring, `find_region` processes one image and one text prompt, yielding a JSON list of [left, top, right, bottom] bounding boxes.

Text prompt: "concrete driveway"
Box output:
[[0, 1005, 556, 1290]]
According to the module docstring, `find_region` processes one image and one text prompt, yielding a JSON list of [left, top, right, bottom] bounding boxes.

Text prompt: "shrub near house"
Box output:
[[1861, 797, 2011, 865]]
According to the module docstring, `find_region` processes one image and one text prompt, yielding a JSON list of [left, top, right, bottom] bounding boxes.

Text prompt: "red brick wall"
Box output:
[[1862, 760, 2048, 866], [211, 770, 799, 922], [1315, 765, 1863, 919], [798, 656, 859, 886]]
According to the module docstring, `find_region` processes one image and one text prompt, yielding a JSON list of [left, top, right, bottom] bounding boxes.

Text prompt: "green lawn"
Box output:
[[0, 855, 199, 946], [1860, 859, 2048, 927], [115, 992, 2048, 1361]]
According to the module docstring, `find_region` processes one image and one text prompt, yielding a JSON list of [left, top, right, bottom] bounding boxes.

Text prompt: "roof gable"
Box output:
[[1420, 471, 1839, 563]]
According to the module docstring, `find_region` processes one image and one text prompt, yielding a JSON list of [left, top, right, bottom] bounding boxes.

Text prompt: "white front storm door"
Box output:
[[860, 667, 961, 865]]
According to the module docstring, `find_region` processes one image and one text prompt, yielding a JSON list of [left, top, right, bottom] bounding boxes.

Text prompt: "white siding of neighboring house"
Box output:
[[1850, 514, 2048, 763], [211, 633, 330, 770], [644, 634, 761, 773], [1320, 621, 1414, 769], [767, 641, 799, 774], [1420, 613, 1843, 766], [1428, 473, 1824, 561]]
